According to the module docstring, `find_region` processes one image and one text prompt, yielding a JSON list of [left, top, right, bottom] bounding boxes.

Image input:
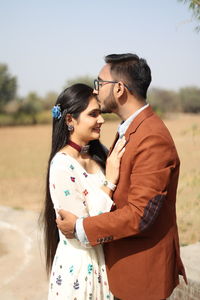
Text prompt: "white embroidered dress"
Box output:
[[48, 152, 114, 300]]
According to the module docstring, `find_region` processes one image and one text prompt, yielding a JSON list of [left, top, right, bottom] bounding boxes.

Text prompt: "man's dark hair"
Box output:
[[105, 53, 151, 100]]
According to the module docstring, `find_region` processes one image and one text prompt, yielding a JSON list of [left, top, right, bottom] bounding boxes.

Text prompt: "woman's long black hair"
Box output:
[[42, 84, 108, 274]]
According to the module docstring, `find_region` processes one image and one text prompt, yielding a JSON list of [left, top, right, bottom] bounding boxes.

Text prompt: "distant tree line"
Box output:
[[0, 64, 200, 126]]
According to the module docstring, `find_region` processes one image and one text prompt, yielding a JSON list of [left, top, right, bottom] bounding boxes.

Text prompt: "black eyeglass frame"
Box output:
[[93, 79, 131, 92]]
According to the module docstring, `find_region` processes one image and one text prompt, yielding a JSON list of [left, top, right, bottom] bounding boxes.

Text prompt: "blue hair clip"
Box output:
[[52, 104, 62, 119]]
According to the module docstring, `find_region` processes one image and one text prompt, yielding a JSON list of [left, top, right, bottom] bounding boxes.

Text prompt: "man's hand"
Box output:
[[56, 210, 78, 239]]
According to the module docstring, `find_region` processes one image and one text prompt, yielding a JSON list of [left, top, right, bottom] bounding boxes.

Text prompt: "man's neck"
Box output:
[[116, 101, 147, 121]]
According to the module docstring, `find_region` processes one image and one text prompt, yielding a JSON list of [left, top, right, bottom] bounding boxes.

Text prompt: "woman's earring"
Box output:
[[67, 124, 74, 132]]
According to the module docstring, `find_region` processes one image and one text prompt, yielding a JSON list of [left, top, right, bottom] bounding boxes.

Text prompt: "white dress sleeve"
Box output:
[[84, 184, 114, 217], [49, 154, 88, 218]]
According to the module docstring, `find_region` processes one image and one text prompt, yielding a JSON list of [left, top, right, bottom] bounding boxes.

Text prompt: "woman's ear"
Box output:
[[65, 113, 72, 125]]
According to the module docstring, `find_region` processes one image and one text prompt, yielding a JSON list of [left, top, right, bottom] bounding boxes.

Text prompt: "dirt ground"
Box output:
[[0, 113, 199, 244], [0, 206, 48, 300], [0, 113, 200, 299]]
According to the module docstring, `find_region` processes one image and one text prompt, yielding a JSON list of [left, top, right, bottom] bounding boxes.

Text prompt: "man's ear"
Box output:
[[114, 81, 126, 98]]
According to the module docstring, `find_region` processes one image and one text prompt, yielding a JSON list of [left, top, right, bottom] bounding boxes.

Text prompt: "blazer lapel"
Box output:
[[124, 106, 154, 142], [108, 106, 154, 155]]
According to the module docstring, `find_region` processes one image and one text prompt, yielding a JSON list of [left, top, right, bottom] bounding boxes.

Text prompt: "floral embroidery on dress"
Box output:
[[88, 264, 93, 274], [73, 279, 80, 290], [70, 164, 75, 170], [83, 172, 88, 178], [56, 275, 62, 285], [69, 265, 74, 274], [89, 293, 93, 300], [98, 273, 101, 283], [83, 189, 88, 196], [70, 176, 75, 182], [64, 190, 70, 196]]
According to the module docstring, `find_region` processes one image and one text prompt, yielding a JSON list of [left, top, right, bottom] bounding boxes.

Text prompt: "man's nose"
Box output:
[[93, 89, 98, 95]]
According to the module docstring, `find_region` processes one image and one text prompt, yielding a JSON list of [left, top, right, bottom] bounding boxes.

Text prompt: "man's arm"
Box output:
[[56, 181, 115, 242], [56, 212, 90, 244], [56, 210, 78, 239], [83, 133, 177, 246]]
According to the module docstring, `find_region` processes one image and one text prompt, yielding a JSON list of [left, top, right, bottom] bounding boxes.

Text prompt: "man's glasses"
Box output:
[[93, 79, 131, 92], [93, 79, 118, 91]]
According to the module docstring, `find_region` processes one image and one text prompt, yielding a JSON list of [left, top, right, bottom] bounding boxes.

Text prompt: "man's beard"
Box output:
[[99, 87, 117, 114]]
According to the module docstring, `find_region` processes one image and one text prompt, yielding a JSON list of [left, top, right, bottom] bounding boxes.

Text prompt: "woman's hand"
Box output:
[[105, 136, 126, 185]]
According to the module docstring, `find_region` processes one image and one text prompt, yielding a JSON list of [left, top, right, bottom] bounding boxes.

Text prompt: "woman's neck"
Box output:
[[61, 138, 90, 158], [69, 135, 88, 147]]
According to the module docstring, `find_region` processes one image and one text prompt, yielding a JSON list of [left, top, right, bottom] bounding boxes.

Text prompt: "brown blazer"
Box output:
[[83, 106, 187, 300]]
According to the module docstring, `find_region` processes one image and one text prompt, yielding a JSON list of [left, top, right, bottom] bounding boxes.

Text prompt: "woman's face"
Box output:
[[70, 97, 104, 143]]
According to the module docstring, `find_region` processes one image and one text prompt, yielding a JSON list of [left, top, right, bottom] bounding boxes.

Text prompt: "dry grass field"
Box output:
[[0, 113, 199, 245]]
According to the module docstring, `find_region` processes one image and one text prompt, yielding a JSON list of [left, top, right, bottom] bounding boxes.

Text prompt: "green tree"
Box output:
[[0, 64, 17, 112], [18, 92, 43, 124], [148, 88, 180, 114], [179, 86, 200, 113], [42, 91, 58, 110], [65, 75, 93, 88], [178, 0, 200, 31]]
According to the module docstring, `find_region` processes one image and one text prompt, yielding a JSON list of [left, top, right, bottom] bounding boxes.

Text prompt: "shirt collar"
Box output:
[[118, 104, 149, 138]]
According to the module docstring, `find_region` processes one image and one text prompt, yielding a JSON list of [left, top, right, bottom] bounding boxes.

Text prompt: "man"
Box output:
[[57, 53, 187, 300]]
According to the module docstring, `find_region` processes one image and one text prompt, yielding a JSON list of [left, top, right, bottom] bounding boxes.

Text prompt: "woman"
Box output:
[[43, 83, 125, 300]]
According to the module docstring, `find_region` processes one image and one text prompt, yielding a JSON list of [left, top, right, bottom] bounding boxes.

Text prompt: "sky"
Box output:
[[0, 0, 200, 97]]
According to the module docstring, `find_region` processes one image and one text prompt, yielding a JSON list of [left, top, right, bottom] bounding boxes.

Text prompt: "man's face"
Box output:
[[93, 64, 118, 113]]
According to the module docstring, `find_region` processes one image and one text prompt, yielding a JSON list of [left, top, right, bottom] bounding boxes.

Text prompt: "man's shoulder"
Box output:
[[141, 109, 170, 133], [129, 110, 175, 149]]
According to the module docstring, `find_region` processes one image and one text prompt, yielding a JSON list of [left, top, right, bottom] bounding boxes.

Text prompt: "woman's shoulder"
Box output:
[[50, 152, 77, 172]]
